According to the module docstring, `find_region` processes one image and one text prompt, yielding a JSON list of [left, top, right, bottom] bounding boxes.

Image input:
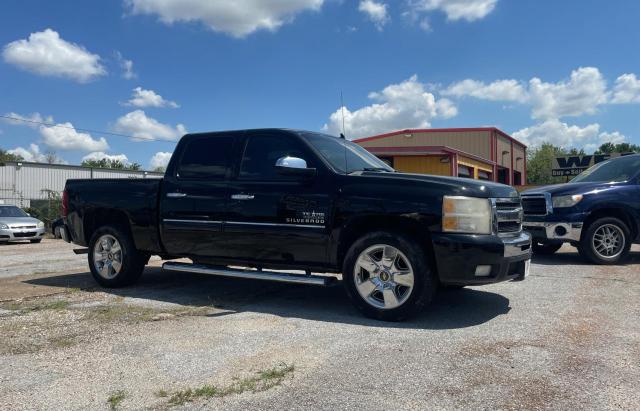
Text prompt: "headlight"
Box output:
[[0, 223, 8, 229], [442, 196, 492, 234], [552, 194, 583, 208], [37, 221, 45, 228]]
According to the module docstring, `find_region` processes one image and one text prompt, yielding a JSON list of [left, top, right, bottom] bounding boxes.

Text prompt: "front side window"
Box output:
[[572, 155, 640, 183], [0, 206, 28, 217], [303, 132, 394, 174], [239, 134, 308, 180], [178, 135, 236, 179]]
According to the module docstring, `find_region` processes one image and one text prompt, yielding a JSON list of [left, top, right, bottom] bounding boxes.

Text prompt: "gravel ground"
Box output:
[[0, 239, 639, 410]]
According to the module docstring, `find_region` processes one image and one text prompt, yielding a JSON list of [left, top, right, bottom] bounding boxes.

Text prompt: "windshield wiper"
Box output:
[[348, 167, 391, 175]]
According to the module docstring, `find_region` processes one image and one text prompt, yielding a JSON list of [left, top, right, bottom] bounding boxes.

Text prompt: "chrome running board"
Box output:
[[162, 262, 337, 287]]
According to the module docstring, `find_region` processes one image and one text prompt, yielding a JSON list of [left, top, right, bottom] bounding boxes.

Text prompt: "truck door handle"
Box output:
[[231, 194, 254, 200], [167, 192, 187, 198]]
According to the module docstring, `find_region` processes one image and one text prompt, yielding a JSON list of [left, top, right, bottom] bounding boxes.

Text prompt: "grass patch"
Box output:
[[3, 299, 70, 314], [107, 390, 126, 410], [165, 363, 294, 406]]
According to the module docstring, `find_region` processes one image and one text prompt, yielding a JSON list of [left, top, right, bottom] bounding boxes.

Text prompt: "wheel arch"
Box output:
[[83, 208, 134, 246], [336, 215, 439, 277], [583, 207, 638, 241]]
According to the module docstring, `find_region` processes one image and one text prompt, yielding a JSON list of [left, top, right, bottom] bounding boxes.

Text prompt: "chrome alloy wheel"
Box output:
[[592, 224, 625, 260], [93, 234, 123, 279], [353, 244, 415, 310]]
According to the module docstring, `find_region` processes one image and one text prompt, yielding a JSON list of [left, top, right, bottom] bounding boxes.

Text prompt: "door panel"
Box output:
[[224, 132, 332, 266], [160, 133, 239, 257]]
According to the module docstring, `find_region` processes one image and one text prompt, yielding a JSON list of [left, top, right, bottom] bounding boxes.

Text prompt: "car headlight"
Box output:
[[37, 221, 45, 228], [442, 196, 492, 234], [0, 223, 8, 229], [552, 194, 583, 208]]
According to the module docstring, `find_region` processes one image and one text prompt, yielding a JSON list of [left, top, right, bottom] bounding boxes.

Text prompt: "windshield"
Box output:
[[572, 155, 640, 183], [0, 206, 28, 218], [303, 132, 395, 174]]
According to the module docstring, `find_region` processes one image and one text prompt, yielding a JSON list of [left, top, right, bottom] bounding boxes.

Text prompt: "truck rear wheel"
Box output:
[[579, 217, 631, 265], [88, 226, 146, 287], [342, 231, 437, 321]]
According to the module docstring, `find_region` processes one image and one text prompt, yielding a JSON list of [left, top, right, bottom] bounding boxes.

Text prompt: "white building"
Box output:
[[0, 161, 163, 208]]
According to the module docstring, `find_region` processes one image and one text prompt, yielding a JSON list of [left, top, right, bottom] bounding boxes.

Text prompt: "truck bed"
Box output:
[[64, 178, 163, 253]]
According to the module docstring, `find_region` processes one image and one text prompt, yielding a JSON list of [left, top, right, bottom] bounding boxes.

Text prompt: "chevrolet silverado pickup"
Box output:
[[61, 129, 531, 321], [522, 153, 640, 264]]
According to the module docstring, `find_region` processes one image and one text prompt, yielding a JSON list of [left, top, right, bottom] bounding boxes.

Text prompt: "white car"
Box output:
[[0, 205, 46, 244]]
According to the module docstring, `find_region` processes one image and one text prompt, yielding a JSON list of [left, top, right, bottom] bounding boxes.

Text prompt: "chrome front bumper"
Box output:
[[523, 221, 583, 242], [0, 227, 46, 241], [502, 231, 532, 258]]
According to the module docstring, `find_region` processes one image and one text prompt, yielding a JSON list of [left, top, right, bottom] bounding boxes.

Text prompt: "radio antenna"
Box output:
[[340, 91, 346, 138], [340, 91, 348, 175]]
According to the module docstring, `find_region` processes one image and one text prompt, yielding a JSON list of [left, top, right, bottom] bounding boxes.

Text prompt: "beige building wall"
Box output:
[[513, 144, 525, 173], [496, 136, 511, 168], [358, 130, 492, 160]]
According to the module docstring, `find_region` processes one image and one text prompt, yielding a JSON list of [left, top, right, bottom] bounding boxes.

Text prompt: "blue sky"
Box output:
[[1, 0, 639, 169]]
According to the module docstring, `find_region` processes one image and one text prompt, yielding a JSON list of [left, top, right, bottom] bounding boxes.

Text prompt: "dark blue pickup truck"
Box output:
[[522, 153, 640, 264]]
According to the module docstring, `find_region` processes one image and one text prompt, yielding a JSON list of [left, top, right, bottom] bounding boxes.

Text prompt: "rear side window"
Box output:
[[178, 135, 235, 179], [239, 134, 308, 180]]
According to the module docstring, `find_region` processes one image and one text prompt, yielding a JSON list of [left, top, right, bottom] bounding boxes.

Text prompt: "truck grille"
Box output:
[[521, 195, 549, 216], [493, 198, 523, 234]]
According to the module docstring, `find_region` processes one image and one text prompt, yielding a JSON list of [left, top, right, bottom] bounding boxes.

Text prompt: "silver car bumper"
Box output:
[[523, 221, 583, 242], [0, 227, 46, 241]]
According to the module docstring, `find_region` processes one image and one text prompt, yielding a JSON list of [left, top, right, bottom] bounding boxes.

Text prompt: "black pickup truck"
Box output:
[[61, 129, 531, 321]]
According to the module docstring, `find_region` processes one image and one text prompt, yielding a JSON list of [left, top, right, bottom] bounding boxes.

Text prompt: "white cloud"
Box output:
[[125, 87, 179, 108], [114, 110, 186, 141], [39, 123, 109, 152], [2, 29, 106, 83], [115, 51, 136, 80], [512, 119, 626, 150], [125, 0, 325, 38], [3, 111, 108, 152], [8, 144, 67, 164], [611, 73, 640, 104], [359, 1, 389, 30], [408, 0, 498, 22], [323, 75, 457, 139], [443, 79, 528, 102], [529, 67, 608, 120], [150, 151, 173, 169], [2, 112, 53, 128], [82, 151, 130, 164]]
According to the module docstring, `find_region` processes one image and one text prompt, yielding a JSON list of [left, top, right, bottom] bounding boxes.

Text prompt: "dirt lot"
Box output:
[[1, 239, 639, 410]]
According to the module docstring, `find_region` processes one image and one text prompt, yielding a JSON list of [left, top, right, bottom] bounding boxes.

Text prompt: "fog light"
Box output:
[[475, 265, 492, 277], [554, 225, 567, 236]]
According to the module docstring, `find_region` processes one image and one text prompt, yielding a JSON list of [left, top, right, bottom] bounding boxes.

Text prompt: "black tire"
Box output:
[[579, 217, 631, 265], [30, 239, 42, 244], [54, 227, 61, 239], [342, 231, 437, 321], [532, 241, 563, 255], [88, 225, 146, 287]]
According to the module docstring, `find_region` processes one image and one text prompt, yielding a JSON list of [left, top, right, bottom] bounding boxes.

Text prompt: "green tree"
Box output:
[[595, 142, 640, 154], [0, 148, 23, 162], [526, 143, 567, 185], [152, 166, 166, 173], [81, 158, 142, 170]]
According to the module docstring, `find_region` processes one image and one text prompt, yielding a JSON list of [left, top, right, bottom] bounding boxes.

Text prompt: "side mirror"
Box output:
[[275, 156, 316, 178]]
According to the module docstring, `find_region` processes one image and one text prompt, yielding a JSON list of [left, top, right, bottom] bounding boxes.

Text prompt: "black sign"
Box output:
[[552, 153, 633, 177]]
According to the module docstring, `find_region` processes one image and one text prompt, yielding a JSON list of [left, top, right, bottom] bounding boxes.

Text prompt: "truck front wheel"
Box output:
[[578, 217, 631, 265], [88, 226, 146, 287], [342, 232, 437, 321]]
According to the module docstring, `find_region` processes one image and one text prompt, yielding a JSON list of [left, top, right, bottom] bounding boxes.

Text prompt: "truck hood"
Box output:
[[0, 216, 42, 227], [361, 171, 518, 198], [522, 181, 625, 197]]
